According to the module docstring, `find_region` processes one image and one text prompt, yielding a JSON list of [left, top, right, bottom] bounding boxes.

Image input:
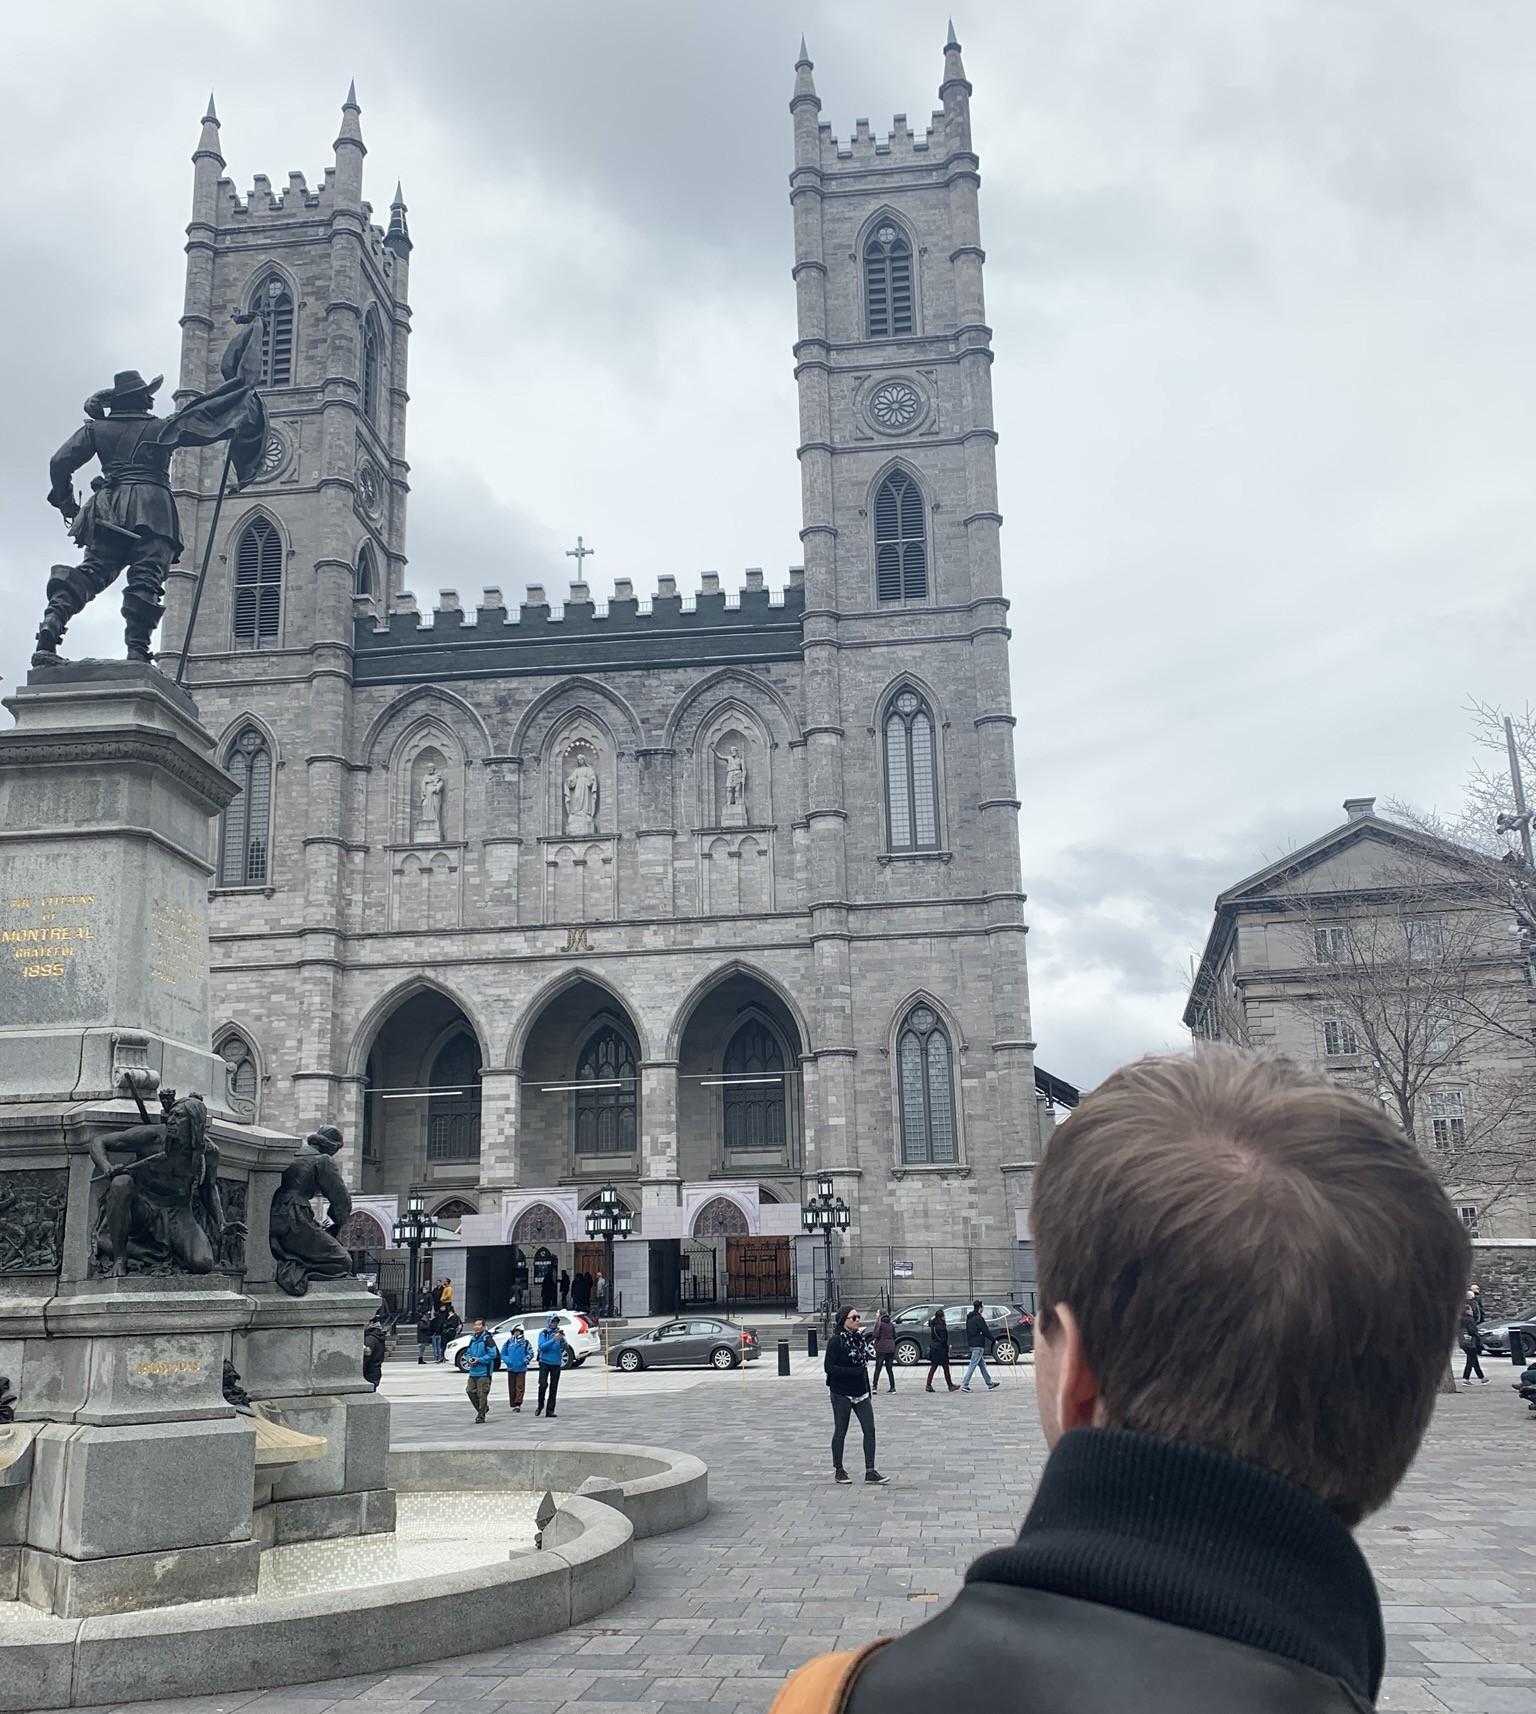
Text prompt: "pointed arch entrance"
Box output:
[[673, 967, 804, 1184], [357, 986, 484, 1200], [518, 977, 644, 1184]]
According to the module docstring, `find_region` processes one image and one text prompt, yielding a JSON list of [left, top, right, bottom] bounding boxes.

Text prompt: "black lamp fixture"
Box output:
[[391, 1189, 439, 1312], [801, 1172, 850, 1334], [584, 1182, 633, 1317]]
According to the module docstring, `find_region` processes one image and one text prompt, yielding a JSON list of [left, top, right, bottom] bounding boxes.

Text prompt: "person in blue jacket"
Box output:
[[462, 1318, 500, 1424], [501, 1323, 533, 1413], [536, 1315, 567, 1418]]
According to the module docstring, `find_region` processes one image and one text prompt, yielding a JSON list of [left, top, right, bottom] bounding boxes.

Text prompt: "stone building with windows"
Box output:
[[1183, 797, 1536, 1243], [165, 35, 1063, 1316]]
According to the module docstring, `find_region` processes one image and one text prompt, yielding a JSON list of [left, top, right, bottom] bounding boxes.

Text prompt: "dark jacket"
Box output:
[[823, 1329, 870, 1399], [964, 1308, 988, 1348], [873, 1316, 897, 1355], [927, 1315, 950, 1364], [1459, 1309, 1482, 1352], [362, 1324, 385, 1386], [815, 1429, 1382, 1714]]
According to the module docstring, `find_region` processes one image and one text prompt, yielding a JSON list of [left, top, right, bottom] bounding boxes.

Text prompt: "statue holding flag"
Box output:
[[33, 308, 268, 669]]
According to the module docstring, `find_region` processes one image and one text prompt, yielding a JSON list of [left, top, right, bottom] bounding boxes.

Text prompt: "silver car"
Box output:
[[606, 1317, 760, 1372]]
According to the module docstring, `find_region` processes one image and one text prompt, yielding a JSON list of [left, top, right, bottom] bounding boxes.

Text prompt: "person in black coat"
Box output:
[[925, 1309, 957, 1393], [1459, 1303, 1487, 1382], [540, 1266, 557, 1312], [362, 1316, 386, 1390], [823, 1307, 888, 1486], [559, 1268, 571, 1309]]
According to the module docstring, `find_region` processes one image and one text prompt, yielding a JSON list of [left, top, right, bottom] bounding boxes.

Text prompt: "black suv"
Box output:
[[888, 1300, 1033, 1365]]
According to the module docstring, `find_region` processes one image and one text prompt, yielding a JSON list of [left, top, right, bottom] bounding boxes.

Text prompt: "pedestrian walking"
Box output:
[[362, 1315, 386, 1391], [961, 1300, 1000, 1392], [1468, 1283, 1485, 1324], [872, 1310, 897, 1393], [559, 1268, 571, 1310], [535, 1315, 567, 1417], [540, 1265, 557, 1312], [824, 1307, 887, 1485], [925, 1309, 958, 1393], [1459, 1302, 1488, 1383], [415, 1300, 434, 1364], [428, 1303, 448, 1363], [595, 1271, 608, 1319], [501, 1323, 533, 1412], [771, 1047, 1474, 1713], [462, 1318, 499, 1423]]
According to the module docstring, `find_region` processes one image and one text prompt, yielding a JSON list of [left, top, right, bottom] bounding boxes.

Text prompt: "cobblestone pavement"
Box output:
[[76, 1360, 1536, 1714]]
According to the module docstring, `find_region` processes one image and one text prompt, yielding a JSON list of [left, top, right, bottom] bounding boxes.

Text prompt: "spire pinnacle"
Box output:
[[345, 78, 358, 109], [335, 80, 365, 153], [194, 90, 224, 166], [941, 21, 971, 104], [792, 35, 819, 108], [385, 180, 413, 258]]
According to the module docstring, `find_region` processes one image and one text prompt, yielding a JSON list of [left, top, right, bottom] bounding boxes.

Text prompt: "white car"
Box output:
[[446, 1310, 603, 1372]]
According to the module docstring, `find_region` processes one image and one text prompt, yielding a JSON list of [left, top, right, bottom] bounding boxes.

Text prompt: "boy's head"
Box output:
[[1030, 1047, 1469, 1525]]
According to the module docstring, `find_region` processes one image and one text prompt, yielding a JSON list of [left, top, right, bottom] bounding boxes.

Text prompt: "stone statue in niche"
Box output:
[[89, 1088, 246, 1277], [269, 1125, 355, 1297], [564, 748, 599, 835], [415, 761, 445, 844], [716, 743, 749, 826]]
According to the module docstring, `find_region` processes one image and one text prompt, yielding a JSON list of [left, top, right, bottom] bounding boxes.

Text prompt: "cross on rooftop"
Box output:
[[565, 536, 595, 572]]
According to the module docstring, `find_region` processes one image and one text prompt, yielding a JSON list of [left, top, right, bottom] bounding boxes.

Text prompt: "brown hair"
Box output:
[[1031, 1047, 1469, 1524]]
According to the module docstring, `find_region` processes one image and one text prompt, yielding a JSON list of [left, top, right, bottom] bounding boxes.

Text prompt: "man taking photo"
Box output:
[[772, 1047, 1470, 1713]]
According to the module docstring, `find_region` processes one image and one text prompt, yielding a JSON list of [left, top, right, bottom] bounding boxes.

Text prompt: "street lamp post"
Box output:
[[391, 1190, 439, 1319], [801, 1173, 850, 1337], [585, 1183, 634, 1318]]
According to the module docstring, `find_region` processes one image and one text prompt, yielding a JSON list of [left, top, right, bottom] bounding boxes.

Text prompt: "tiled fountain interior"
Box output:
[[0, 1490, 562, 1620]]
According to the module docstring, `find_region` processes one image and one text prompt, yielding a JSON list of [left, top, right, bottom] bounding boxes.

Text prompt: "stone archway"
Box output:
[[358, 988, 484, 1200]]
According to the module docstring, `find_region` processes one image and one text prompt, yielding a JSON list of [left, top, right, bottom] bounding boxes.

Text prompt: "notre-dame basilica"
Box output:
[[164, 31, 1068, 1316]]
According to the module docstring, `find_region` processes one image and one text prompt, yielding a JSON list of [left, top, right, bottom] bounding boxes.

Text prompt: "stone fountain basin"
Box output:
[[0, 1440, 707, 1712]]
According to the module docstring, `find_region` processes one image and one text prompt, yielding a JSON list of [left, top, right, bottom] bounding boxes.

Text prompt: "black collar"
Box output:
[[966, 1428, 1384, 1699]]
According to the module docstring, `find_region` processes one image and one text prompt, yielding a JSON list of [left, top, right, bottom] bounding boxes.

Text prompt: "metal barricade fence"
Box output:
[[835, 1245, 1034, 1315]]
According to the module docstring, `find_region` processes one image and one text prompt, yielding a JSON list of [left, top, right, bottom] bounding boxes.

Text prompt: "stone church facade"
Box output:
[[164, 34, 1058, 1316]]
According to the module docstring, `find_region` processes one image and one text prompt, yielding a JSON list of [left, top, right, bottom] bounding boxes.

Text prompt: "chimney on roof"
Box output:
[[1343, 797, 1376, 821]]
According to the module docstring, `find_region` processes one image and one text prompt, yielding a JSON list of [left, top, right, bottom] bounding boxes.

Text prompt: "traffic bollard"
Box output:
[[777, 1339, 791, 1376], [807, 1328, 818, 1359]]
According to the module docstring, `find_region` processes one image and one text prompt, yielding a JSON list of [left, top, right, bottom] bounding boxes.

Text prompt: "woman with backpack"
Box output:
[[1459, 1300, 1488, 1383], [925, 1308, 958, 1393]]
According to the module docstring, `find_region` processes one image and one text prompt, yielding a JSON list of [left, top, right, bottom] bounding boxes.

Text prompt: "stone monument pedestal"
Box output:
[[0, 662, 394, 1618]]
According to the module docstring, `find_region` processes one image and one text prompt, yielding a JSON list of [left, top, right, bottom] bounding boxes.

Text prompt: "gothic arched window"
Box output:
[[233, 515, 282, 644], [574, 1026, 637, 1156], [427, 1032, 480, 1162], [356, 543, 376, 599], [251, 275, 294, 387], [693, 1196, 750, 1239], [897, 1003, 957, 1165], [219, 726, 273, 886], [362, 312, 382, 423], [884, 688, 940, 851], [216, 1031, 259, 1120], [722, 1020, 786, 1151], [874, 468, 927, 602], [864, 222, 914, 338]]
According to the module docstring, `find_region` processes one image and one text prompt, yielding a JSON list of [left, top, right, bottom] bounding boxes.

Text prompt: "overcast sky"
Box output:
[[4, 2, 1533, 1089]]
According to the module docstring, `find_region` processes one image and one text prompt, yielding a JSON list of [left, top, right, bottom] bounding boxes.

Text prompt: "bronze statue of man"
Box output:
[[269, 1125, 355, 1297], [88, 1092, 244, 1276], [35, 312, 268, 668]]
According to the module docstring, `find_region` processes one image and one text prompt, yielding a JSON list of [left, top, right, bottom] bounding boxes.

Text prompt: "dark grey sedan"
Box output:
[[606, 1317, 761, 1372]]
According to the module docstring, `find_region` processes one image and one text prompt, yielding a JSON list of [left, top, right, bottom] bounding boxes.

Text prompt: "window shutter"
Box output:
[[233, 517, 281, 644], [873, 470, 927, 603], [257, 283, 294, 387]]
